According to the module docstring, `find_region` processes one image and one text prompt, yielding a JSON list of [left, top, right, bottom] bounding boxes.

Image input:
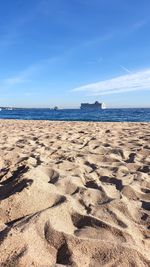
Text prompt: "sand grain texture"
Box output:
[[0, 120, 150, 267]]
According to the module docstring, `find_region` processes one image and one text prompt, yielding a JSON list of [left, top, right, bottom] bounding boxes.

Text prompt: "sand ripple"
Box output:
[[0, 120, 150, 266]]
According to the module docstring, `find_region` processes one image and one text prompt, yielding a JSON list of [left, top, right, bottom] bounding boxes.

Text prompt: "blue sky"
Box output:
[[0, 0, 150, 108]]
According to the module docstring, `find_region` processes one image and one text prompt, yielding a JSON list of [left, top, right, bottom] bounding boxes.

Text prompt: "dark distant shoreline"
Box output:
[[0, 107, 150, 110]]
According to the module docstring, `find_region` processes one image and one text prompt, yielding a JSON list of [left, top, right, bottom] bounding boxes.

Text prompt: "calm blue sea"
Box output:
[[0, 108, 150, 122]]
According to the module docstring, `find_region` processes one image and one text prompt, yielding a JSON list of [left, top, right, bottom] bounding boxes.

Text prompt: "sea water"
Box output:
[[0, 108, 150, 122]]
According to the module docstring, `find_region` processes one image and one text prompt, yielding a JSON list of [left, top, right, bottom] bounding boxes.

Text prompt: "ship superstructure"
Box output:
[[80, 101, 106, 110]]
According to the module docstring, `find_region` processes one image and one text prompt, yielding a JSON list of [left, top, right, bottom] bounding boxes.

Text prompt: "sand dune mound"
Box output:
[[0, 120, 150, 266]]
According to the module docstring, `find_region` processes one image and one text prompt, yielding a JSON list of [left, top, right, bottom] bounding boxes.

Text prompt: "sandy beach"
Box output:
[[0, 120, 150, 267]]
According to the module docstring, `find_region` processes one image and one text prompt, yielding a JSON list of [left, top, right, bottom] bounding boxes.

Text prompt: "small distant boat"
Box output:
[[0, 107, 14, 111], [53, 106, 58, 111]]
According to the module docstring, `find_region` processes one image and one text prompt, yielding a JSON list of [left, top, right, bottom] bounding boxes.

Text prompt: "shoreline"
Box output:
[[0, 119, 150, 123]]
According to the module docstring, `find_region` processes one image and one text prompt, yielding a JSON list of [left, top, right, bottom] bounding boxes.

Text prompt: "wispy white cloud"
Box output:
[[130, 18, 149, 32], [0, 1, 41, 53], [83, 33, 113, 47], [120, 65, 131, 74], [1, 53, 63, 89], [72, 68, 150, 95], [3, 64, 38, 87], [1, 64, 42, 89], [4, 77, 26, 86], [87, 57, 103, 65], [83, 17, 149, 50]]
